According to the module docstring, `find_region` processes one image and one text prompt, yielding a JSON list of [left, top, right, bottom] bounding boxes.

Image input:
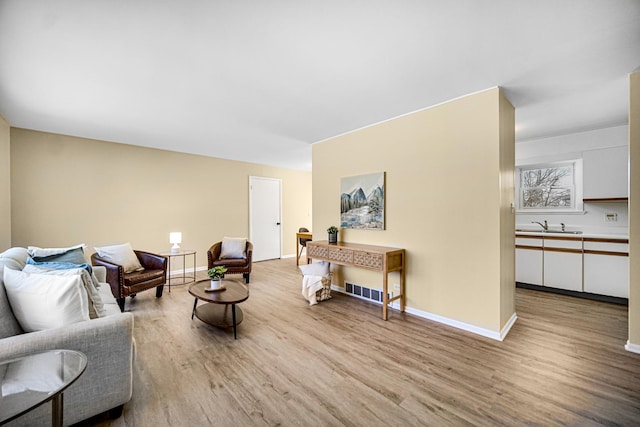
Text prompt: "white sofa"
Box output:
[[0, 247, 134, 425]]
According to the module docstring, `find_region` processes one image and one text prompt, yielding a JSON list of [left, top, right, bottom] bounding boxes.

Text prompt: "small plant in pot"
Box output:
[[327, 226, 339, 244], [207, 266, 227, 290]]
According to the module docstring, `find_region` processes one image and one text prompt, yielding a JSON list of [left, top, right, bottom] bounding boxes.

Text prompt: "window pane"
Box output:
[[521, 166, 572, 189], [522, 188, 572, 208]]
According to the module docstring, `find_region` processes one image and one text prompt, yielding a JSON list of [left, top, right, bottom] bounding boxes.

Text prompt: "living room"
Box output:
[[1, 1, 640, 425]]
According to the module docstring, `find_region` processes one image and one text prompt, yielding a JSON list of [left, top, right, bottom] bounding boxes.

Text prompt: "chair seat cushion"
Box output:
[[124, 269, 164, 287], [211, 258, 247, 268]]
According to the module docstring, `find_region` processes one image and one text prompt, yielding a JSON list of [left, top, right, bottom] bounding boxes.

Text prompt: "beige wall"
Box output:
[[629, 70, 640, 347], [0, 115, 10, 249], [312, 88, 515, 334], [9, 128, 312, 268], [499, 91, 516, 328]]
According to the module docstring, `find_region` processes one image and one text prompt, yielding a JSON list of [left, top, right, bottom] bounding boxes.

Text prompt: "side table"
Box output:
[[159, 249, 197, 292], [0, 349, 87, 427]]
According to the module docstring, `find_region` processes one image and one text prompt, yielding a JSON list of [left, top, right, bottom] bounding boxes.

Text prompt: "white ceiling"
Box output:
[[1, 1, 639, 171]]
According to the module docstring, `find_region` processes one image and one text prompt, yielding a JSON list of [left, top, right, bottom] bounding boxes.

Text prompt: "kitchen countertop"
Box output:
[[515, 230, 629, 239]]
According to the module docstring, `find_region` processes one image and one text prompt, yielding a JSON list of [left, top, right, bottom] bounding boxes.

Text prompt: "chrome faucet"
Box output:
[[532, 220, 548, 231]]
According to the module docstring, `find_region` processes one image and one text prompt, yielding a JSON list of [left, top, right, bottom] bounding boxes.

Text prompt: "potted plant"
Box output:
[[207, 266, 227, 290], [327, 226, 339, 244]]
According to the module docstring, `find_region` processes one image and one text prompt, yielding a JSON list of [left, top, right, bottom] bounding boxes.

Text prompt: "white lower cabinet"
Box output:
[[543, 250, 583, 292], [516, 237, 543, 285], [583, 239, 629, 298], [516, 234, 629, 298], [542, 237, 583, 292]]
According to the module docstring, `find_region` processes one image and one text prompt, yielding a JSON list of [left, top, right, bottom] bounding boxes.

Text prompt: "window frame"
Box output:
[[515, 159, 583, 213]]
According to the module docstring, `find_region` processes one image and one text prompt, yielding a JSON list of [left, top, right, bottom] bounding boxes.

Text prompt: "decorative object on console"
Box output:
[[207, 266, 227, 291], [207, 239, 253, 284], [327, 226, 339, 244], [340, 171, 385, 230], [169, 232, 182, 253]]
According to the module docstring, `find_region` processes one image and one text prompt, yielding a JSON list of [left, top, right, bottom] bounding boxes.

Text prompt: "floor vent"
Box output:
[[345, 282, 387, 303]]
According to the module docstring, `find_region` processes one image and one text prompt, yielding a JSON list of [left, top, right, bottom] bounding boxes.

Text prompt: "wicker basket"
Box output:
[[316, 274, 332, 302]]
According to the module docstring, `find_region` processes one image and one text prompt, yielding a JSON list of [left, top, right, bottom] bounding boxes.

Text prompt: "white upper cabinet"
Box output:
[[583, 146, 628, 199]]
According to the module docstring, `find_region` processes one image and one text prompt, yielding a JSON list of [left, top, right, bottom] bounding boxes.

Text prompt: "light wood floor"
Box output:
[[79, 258, 640, 426]]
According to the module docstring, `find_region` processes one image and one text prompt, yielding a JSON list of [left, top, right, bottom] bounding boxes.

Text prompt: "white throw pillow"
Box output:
[[220, 237, 247, 259], [22, 265, 107, 318], [3, 268, 90, 332], [299, 261, 330, 277], [94, 242, 144, 273]]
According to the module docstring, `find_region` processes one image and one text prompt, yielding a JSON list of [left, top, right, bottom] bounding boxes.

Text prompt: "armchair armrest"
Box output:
[[246, 242, 253, 264], [91, 254, 124, 298], [134, 250, 167, 273], [208, 242, 222, 264]]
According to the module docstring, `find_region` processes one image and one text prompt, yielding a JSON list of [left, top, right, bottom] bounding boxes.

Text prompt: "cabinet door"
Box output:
[[542, 238, 583, 292], [583, 240, 629, 298], [543, 250, 583, 292], [583, 254, 628, 298], [516, 248, 543, 285], [583, 146, 628, 198]]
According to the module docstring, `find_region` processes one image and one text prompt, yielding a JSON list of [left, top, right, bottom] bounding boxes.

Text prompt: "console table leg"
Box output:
[[382, 277, 389, 320]]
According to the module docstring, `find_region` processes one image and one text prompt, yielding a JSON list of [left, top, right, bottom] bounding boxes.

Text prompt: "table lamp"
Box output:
[[169, 232, 182, 253]]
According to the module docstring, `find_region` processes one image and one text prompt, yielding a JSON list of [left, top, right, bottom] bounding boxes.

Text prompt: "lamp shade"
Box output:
[[169, 232, 182, 252]]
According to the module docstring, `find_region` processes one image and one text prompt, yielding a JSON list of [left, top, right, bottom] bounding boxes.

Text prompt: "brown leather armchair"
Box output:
[[207, 241, 253, 284], [91, 250, 167, 311]]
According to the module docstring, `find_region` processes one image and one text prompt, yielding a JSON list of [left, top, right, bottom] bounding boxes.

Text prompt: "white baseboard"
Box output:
[[625, 340, 640, 354], [404, 306, 515, 341], [331, 287, 514, 341]]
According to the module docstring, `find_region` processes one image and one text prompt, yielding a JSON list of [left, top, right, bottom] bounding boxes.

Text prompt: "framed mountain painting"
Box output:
[[340, 172, 385, 230]]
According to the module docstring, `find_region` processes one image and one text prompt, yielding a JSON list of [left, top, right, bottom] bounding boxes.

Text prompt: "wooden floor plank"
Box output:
[[76, 258, 640, 426]]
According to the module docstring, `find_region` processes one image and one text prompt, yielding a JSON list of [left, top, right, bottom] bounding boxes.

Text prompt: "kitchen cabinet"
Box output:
[[583, 146, 628, 199], [515, 236, 543, 285], [583, 238, 629, 298], [542, 236, 583, 292]]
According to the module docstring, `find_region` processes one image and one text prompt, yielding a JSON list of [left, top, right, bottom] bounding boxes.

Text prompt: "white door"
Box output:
[[249, 176, 282, 262]]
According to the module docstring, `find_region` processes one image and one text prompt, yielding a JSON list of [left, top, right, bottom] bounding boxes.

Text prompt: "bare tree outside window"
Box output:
[[520, 164, 574, 209]]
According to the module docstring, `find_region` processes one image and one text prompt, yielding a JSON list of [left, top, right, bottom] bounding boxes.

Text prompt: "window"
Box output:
[[517, 161, 580, 211]]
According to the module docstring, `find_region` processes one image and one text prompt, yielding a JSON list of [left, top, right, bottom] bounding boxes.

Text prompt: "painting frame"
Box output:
[[340, 172, 385, 230]]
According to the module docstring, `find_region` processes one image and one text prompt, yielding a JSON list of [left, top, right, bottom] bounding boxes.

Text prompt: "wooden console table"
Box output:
[[306, 240, 405, 320]]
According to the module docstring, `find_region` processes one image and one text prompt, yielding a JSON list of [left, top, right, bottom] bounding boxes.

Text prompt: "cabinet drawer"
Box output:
[[353, 251, 383, 270], [583, 241, 628, 255], [516, 237, 542, 247], [307, 245, 328, 259], [543, 238, 582, 251], [328, 247, 353, 263]]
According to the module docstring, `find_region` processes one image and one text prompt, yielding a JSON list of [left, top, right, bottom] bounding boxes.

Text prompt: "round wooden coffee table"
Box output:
[[188, 278, 249, 339]]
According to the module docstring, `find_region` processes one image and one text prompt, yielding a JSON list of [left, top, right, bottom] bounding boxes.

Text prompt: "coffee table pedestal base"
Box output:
[[193, 303, 243, 339]]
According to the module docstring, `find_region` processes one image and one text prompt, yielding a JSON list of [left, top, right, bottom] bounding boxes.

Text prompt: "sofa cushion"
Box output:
[[3, 268, 90, 332], [220, 237, 247, 259], [94, 243, 144, 273], [22, 264, 107, 319], [0, 248, 29, 338]]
